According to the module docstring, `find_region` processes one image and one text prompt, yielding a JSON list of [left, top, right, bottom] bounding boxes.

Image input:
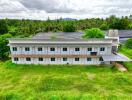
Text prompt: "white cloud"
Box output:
[[0, 0, 132, 20]]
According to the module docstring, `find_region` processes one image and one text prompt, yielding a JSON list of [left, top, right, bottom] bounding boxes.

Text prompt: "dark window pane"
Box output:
[[75, 58, 79, 61], [14, 57, 18, 61], [51, 58, 55, 61], [99, 57, 103, 61], [63, 48, 67, 51], [88, 48, 92, 51], [50, 48, 55, 51], [25, 47, 30, 51], [75, 48, 80, 51], [39, 58, 43, 61], [38, 47, 42, 51], [87, 58, 92, 61], [26, 57, 31, 61], [63, 58, 67, 61], [13, 47, 17, 51], [100, 47, 105, 51]]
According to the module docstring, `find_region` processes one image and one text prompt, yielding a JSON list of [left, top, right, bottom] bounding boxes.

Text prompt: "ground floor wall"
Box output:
[[12, 57, 110, 65]]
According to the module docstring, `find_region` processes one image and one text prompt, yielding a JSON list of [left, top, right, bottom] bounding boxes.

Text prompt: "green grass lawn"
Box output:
[[120, 47, 132, 59], [0, 61, 132, 100], [119, 46, 132, 71]]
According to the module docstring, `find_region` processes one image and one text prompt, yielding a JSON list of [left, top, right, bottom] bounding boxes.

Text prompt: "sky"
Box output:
[[0, 0, 132, 20]]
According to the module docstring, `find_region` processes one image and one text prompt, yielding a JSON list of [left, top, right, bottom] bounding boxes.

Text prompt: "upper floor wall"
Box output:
[[10, 44, 112, 55]]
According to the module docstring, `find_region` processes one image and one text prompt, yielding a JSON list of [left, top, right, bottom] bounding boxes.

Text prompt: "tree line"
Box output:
[[0, 15, 132, 37]]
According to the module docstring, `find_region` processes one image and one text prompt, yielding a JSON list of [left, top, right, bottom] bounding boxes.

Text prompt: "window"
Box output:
[[12, 47, 17, 51], [75, 58, 79, 61], [25, 47, 30, 51], [100, 47, 105, 51], [50, 48, 55, 51], [51, 58, 55, 61], [26, 57, 31, 61], [38, 58, 43, 61], [38, 47, 42, 51], [14, 57, 18, 61], [99, 57, 103, 61], [87, 58, 92, 61], [63, 48, 67, 51], [63, 58, 67, 61], [75, 48, 80, 51], [87, 48, 92, 51]]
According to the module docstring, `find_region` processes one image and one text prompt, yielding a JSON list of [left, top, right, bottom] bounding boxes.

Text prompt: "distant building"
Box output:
[[104, 30, 132, 43], [8, 30, 131, 65]]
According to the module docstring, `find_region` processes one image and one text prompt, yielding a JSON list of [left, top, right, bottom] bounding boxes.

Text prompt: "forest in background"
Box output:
[[0, 15, 132, 37], [0, 15, 132, 60]]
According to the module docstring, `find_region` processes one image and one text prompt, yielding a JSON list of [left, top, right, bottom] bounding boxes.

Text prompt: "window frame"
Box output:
[[63, 48, 67, 51], [51, 58, 55, 61], [14, 57, 18, 61], [26, 57, 31, 61], [12, 47, 17, 51], [100, 47, 105, 51], [50, 47, 55, 51], [87, 48, 92, 51], [38, 57, 43, 61], [63, 58, 67, 61], [25, 47, 30, 51], [87, 58, 92, 61], [75, 48, 80, 51], [99, 57, 103, 61], [75, 58, 80, 61], [38, 47, 43, 51]]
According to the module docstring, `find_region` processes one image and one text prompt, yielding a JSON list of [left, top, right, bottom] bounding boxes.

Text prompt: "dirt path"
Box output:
[[115, 62, 127, 72]]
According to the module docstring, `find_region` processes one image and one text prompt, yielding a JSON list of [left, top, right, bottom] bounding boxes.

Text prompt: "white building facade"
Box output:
[[8, 30, 130, 65]]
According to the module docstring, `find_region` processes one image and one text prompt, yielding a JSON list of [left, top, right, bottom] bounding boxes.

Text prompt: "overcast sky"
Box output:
[[0, 0, 132, 20]]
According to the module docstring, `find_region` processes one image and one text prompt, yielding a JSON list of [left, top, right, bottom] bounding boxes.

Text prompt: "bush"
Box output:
[[0, 33, 12, 60], [63, 22, 76, 32], [83, 28, 104, 39]]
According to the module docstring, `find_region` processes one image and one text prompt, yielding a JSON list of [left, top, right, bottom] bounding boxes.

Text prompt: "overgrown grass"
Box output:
[[119, 46, 132, 70], [0, 61, 132, 100], [120, 47, 132, 59]]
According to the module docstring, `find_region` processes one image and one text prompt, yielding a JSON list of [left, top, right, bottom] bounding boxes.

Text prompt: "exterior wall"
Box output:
[[10, 44, 112, 65], [12, 57, 105, 65], [10, 44, 112, 55]]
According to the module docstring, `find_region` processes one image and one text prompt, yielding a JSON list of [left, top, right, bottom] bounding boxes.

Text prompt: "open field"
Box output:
[[0, 46, 131, 100], [0, 61, 132, 100]]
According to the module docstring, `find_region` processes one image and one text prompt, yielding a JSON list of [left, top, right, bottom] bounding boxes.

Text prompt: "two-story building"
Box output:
[[8, 30, 130, 65]]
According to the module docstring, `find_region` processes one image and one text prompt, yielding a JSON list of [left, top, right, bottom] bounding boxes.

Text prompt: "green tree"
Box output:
[[100, 22, 109, 30], [0, 20, 8, 34], [0, 33, 12, 60], [63, 22, 76, 32], [119, 17, 129, 29], [107, 16, 130, 29], [125, 38, 132, 49], [83, 28, 104, 38]]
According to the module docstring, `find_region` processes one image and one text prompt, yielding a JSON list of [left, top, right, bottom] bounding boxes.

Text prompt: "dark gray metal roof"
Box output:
[[33, 30, 132, 40], [32, 32, 83, 39], [119, 30, 132, 38]]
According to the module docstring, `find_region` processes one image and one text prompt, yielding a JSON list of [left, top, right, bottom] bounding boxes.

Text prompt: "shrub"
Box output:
[[83, 28, 104, 39], [0, 33, 12, 60], [63, 22, 76, 32]]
